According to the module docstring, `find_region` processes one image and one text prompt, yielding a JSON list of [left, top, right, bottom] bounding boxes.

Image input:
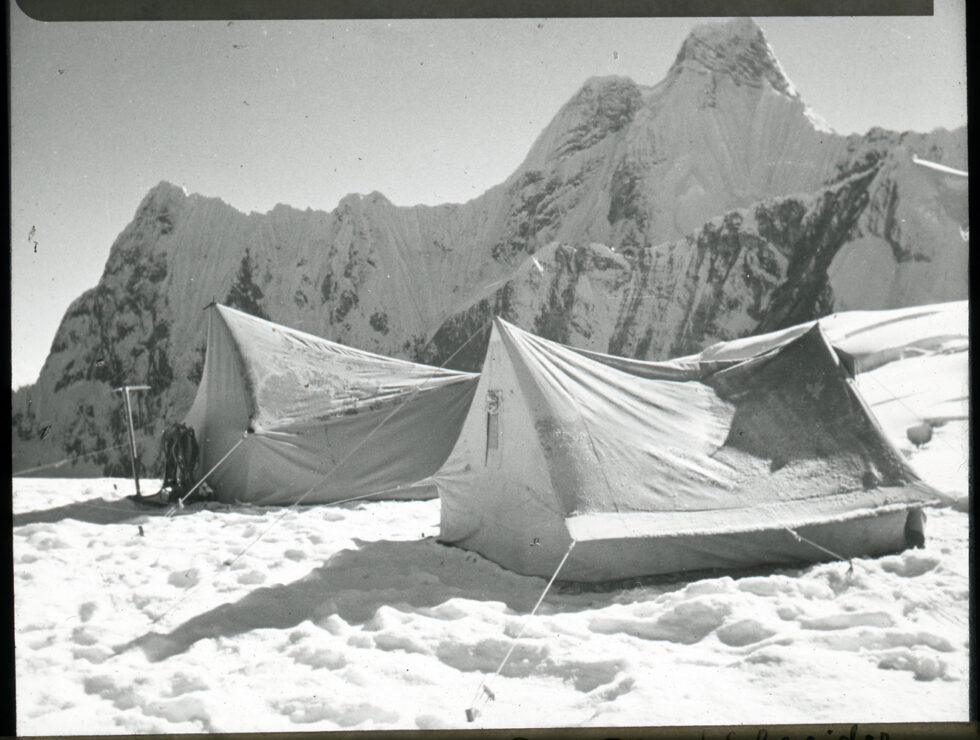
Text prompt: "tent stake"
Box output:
[[113, 385, 151, 497]]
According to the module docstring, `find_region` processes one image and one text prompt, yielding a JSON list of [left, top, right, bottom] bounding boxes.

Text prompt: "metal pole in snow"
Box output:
[[113, 385, 151, 497]]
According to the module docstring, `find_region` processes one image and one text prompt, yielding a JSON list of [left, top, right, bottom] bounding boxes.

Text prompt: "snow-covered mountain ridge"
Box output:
[[12, 18, 968, 476]]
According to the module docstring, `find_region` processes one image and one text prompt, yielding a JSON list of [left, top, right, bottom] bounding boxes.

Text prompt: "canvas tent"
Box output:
[[184, 304, 479, 505], [433, 318, 942, 582], [698, 300, 968, 373], [698, 301, 970, 447]]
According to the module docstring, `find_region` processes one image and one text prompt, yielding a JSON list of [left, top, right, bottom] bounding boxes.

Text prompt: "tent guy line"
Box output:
[[784, 526, 852, 572], [166, 435, 248, 516], [466, 538, 578, 723]]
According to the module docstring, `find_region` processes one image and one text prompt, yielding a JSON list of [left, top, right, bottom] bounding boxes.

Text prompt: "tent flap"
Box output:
[[566, 486, 933, 542]]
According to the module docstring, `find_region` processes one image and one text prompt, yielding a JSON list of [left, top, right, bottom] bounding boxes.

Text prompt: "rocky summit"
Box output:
[[12, 18, 968, 477]]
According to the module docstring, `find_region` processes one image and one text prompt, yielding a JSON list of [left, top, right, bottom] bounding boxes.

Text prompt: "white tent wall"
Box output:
[[437, 319, 574, 577], [236, 381, 480, 504], [561, 512, 910, 582], [507, 322, 740, 516], [183, 306, 255, 498]]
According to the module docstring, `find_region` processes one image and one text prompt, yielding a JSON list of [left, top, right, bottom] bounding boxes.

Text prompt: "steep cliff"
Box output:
[[12, 18, 968, 477], [422, 164, 884, 371]]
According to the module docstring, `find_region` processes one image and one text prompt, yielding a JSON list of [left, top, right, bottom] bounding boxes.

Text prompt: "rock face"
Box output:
[[12, 18, 968, 476]]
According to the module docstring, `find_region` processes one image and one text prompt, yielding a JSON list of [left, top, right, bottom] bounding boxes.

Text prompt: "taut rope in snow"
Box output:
[[465, 539, 577, 723], [165, 434, 248, 517], [148, 317, 494, 628], [784, 527, 853, 573]]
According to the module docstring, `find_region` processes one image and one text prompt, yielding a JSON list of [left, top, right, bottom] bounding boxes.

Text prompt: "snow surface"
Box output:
[[14, 349, 971, 734]]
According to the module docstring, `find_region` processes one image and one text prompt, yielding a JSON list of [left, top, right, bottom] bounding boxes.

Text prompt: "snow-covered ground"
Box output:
[[13, 352, 970, 734]]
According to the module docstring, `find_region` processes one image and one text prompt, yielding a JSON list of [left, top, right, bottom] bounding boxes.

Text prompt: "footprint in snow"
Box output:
[[168, 569, 200, 588], [877, 647, 949, 681], [72, 625, 99, 646], [716, 618, 777, 647], [236, 570, 266, 585], [594, 675, 635, 701], [73, 645, 113, 664], [880, 553, 940, 578], [167, 672, 210, 697], [799, 611, 894, 631]]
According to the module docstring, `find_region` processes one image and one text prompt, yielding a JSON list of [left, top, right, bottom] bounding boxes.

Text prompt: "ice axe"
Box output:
[[113, 385, 151, 497]]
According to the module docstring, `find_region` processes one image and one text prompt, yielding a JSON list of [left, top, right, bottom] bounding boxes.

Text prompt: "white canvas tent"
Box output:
[[698, 300, 968, 373], [433, 318, 942, 582], [184, 304, 479, 505], [699, 301, 970, 450]]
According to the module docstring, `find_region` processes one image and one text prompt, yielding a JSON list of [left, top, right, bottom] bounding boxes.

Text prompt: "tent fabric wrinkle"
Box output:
[[497, 316, 740, 513], [561, 344, 704, 381], [184, 304, 479, 505], [218, 305, 473, 430], [434, 317, 942, 581]]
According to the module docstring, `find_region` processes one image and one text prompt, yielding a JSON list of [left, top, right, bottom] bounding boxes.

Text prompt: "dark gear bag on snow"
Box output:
[[159, 422, 202, 503]]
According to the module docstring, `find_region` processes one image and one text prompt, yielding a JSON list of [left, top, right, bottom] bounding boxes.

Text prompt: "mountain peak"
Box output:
[[578, 74, 641, 93], [136, 180, 189, 214], [145, 180, 187, 198], [670, 18, 798, 99]]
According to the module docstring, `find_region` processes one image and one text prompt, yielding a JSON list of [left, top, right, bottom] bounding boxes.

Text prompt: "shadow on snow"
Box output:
[[12, 496, 201, 527], [121, 536, 636, 662]]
